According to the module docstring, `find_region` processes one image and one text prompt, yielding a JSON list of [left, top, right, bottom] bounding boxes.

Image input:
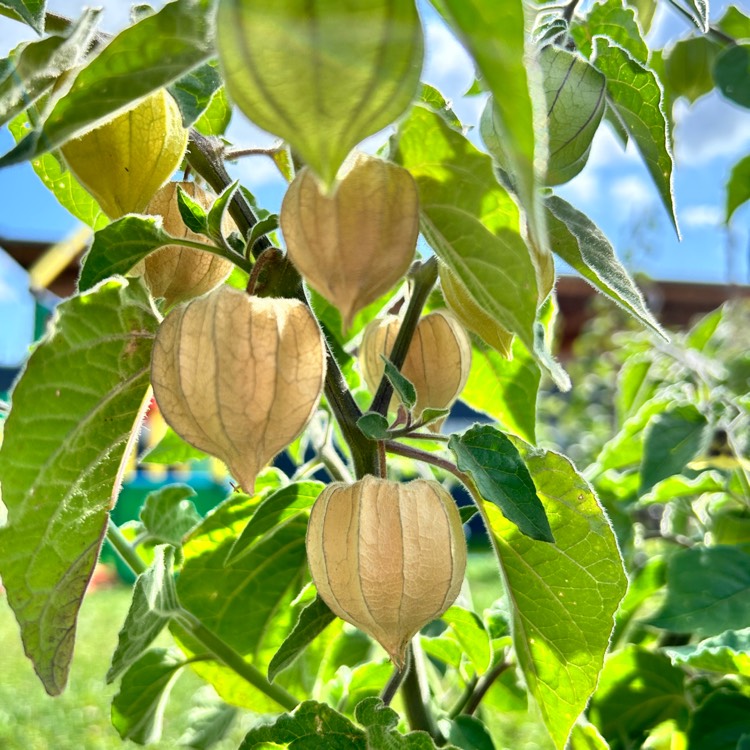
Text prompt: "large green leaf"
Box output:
[[665, 628, 750, 676], [0, 10, 100, 128], [433, 0, 546, 257], [392, 104, 538, 352], [78, 214, 250, 291], [446, 715, 495, 750], [546, 195, 665, 337], [726, 153, 750, 223], [167, 59, 222, 128], [540, 47, 606, 186], [440, 605, 492, 675], [240, 697, 457, 749], [593, 38, 678, 236], [589, 646, 687, 746], [450, 425, 553, 543], [460, 338, 540, 445], [479, 443, 627, 749], [0, 0, 45, 33], [111, 648, 186, 745], [216, 0, 423, 188], [0, 0, 214, 166], [639, 403, 710, 494], [568, 721, 609, 750], [572, 0, 648, 63], [107, 545, 179, 683], [647, 546, 750, 637], [0, 278, 157, 695], [175, 485, 315, 710], [688, 691, 750, 750], [713, 44, 750, 109], [9, 111, 108, 229]]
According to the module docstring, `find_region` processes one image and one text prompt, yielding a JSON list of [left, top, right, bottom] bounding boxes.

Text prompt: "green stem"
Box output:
[[381, 648, 411, 707], [461, 659, 512, 716], [371, 257, 438, 416], [400, 641, 443, 741], [105, 521, 300, 712]]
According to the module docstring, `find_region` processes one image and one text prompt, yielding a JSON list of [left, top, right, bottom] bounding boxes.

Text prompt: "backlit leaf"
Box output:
[[665, 628, 750, 677], [0, 0, 45, 33], [726, 153, 750, 223]]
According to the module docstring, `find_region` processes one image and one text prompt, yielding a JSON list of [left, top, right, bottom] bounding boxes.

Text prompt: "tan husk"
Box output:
[[440, 263, 514, 358], [140, 182, 235, 306], [151, 286, 326, 493], [359, 310, 472, 425], [306, 475, 467, 668], [281, 152, 419, 329], [61, 89, 188, 219]]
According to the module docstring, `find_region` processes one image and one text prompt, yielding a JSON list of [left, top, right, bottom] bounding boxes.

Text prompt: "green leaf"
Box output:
[[648, 546, 750, 637], [567, 721, 609, 750], [0, 278, 157, 694], [178, 689, 238, 750], [441, 605, 492, 674], [726, 154, 750, 223], [247, 213, 280, 252], [240, 698, 455, 749], [207, 180, 239, 246], [664, 36, 720, 104], [381, 355, 417, 410], [420, 82, 462, 129], [546, 195, 665, 338], [626, 0, 658, 33], [139, 484, 201, 546], [0, 0, 214, 166], [450, 424, 553, 543], [615, 356, 654, 425], [639, 403, 710, 494], [459, 505, 479, 525], [714, 44, 750, 109], [0, 0, 45, 33], [540, 48, 606, 186], [611, 556, 666, 646], [461, 338, 540, 444], [446, 715, 495, 750], [593, 38, 679, 236], [357, 412, 390, 440], [111, 648, 186, 745], [665, 628, 750, 676], [688, 690, 750, 750], [175, 489, 312, 710], [194, 85, 233, 136], [392, 104, 538, 353], [140, 425, 209, 464], [78, 214, 248, 292], [718, 5, 750, 39], [176, 183, 209, 234], [687, 305, 724, 350], [588, 646, 687, 746], [639, 469, 725, 505], [216, 0, 423, 188], [167, 59, 222, 128], [673, 0, 709, 33], [573, 0, 649, 63], [0, 10, 100, 128], [107, 545, 179, 683], [226, 481, 323, 566], [268, 595, 336, 683], [480, 443, 627, 749], [8, 111, 108, 229], [434, 0, 546, 258]]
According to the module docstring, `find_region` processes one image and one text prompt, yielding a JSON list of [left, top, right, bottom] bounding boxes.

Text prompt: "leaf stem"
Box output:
[[381, 648, 411, 706], [400, 641, 443, 742], [106, 518, 147, 575], [461, 658, 513, 716], [370, 257, 438, 416], [385, 440, 467, 483]]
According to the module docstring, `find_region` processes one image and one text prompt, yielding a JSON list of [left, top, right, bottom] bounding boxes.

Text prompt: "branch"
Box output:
[[462, 659, 513, 716]]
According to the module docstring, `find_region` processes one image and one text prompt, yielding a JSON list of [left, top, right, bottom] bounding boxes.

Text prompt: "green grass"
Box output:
[[0, 554, 508, 749]]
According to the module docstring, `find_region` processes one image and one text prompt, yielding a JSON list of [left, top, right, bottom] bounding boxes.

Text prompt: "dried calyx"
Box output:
[[359, 309, 472, 424], [306, 475, 467, 668], [281, 152, 419, 330], [138, 181, 235, 307], [151, 285, 326, 493], [61, 89, 188, 219]]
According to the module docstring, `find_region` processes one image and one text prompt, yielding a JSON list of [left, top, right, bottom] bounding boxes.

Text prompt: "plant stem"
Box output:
[[385, 441, 467, 483], [371, 257, 438, 416], [381, 648, 411, 706], [400, 641, 443, 741], [461, 659, 512, 716], [105, 521, 300, 711]]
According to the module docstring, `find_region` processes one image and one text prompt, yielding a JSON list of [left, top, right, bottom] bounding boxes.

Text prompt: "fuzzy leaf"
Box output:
[[168, 59, 222, 128], [665, 628, 750, 677], [0, 0, 45, 33], [139, 484, 201, 546], [0, 278, 157, 694]]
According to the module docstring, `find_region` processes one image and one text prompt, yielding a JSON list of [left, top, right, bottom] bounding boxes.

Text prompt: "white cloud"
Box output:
[[423, 19, 473, 88], [610, 175, 654, 207], [681, 204, 723, 228]]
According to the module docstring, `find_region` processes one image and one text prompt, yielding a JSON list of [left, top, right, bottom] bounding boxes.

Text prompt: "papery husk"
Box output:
[[306, 475, 467, 668], [281, 153, 419, 329], [61, 89, 188, 219], [151, 286, 326, 493], [440, 263, 514, 358], [359, 310, 472, 426], [140, 181, 235, 306]]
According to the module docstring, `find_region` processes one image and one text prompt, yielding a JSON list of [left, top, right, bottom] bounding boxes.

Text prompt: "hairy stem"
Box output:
[[462, 659, 513, 716], [381, 648, 411, 706], [371, 257, 438, 416], [401, 641, 443, 741]]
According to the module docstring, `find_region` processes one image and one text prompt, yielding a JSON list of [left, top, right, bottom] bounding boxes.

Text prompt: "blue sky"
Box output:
[[1, 0, 749, 286]]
